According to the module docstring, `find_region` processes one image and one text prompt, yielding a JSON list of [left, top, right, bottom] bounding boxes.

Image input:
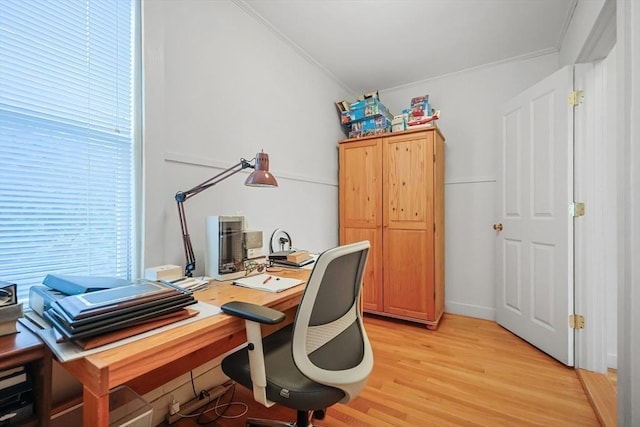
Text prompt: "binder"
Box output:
[[53, 281, 190, 321], [29, 286, 66, 317], [44, 298, 196, 341], [42, 274, 130, 295], [48, 292, 194, 330]]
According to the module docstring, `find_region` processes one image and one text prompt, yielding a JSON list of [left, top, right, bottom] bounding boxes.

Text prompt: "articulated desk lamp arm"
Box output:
[[174, 152, 278, 277]]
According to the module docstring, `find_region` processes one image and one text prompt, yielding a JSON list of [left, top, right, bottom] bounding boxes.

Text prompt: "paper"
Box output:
[[233, 273, 304, 293], [162, 276, 209, 292]]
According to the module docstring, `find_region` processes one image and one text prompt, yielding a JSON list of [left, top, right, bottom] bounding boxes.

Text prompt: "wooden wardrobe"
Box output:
[[338, 127, 445, 329]]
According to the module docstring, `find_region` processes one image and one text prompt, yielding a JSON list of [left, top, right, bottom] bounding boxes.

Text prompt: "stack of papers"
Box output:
[[232, 274, 304, 293], [160, 277, 209, 292], [268, 250, 316, 268], [43, 281, 197, 341]]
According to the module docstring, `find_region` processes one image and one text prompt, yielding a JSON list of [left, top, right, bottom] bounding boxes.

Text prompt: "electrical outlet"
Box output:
[[169, 398, 180, 415]]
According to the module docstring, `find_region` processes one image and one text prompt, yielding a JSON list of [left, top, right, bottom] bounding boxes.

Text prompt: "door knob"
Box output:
[[493, 223, 503, 231]]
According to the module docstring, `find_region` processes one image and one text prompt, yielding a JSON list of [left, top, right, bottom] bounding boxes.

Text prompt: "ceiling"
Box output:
[[240, 0, 577, 94]]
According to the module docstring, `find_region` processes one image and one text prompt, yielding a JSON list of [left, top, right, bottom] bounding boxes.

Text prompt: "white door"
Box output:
[[496, 66, 574, 366]]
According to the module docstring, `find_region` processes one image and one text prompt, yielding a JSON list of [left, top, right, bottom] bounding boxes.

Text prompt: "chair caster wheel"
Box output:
[[313, 409, 326, 420]]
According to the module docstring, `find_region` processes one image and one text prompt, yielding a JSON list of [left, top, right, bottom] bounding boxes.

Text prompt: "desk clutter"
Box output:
[[27, 274, 198, 350], [267, 249, 315, 268], [336, 91, 441, 138]]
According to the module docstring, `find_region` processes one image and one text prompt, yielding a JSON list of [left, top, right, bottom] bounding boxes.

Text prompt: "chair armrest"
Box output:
[[221, 301, 283, 408], [221, 301, 285, 325]]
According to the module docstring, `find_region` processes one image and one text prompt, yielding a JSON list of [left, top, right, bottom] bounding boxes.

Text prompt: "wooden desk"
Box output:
[[58, 269, 309, 427]]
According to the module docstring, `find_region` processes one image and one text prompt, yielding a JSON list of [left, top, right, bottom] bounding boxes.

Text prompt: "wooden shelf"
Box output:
[[0, 320, 52, 427]]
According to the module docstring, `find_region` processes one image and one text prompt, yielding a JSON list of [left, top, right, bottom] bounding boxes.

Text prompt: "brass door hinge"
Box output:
[[569, 202, 585, 217], [569, 314, 585, 329], [569, 90, 584, 106]]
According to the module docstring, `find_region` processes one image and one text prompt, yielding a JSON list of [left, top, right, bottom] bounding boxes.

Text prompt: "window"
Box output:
[[0, 1, 139, 303]]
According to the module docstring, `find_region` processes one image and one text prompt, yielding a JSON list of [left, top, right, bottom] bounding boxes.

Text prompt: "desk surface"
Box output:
[[59, 268, 310, 427]]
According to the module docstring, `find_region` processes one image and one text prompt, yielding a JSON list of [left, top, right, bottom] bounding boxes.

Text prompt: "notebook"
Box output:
[[232, 274, 304, 293]]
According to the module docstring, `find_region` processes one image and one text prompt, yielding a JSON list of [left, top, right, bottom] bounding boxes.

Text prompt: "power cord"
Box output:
[[196, 382, 246, 425], [169, 382, 248, 425], [189, 370, 199, 399]]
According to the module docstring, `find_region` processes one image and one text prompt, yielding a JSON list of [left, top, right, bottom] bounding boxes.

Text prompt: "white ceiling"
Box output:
[[240, 0, 577, 94]]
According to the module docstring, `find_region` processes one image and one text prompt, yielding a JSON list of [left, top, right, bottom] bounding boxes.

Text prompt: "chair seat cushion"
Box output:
[[222, 324, 345, 410]]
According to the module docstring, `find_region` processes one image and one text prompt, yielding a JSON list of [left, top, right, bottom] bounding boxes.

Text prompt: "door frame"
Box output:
[[573, 0, 617, 373], [615, 0, 640, 423], [573, 60, 617, 373]]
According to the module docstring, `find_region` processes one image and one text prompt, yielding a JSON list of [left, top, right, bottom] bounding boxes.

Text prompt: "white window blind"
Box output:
[[0, 0, 138, 303]]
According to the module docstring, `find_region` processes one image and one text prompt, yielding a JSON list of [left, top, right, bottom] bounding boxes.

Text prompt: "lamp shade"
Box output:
[[245, 152, 278, 187]]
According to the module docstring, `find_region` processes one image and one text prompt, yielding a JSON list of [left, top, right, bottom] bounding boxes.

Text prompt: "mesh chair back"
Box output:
[[291, 241, 373, 402]]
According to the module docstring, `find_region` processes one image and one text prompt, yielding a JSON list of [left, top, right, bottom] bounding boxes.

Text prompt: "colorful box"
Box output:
[[341, 97, 390, 124], [348, 114, 392, 138], [391, 114, 406, 132], [410, 95, 430, 118]]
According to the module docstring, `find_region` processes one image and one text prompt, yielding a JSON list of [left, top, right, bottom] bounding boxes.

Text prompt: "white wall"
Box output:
[[140, 1, 353, 422], [143, 0, 350, 277], [379, 54, 559, 320]]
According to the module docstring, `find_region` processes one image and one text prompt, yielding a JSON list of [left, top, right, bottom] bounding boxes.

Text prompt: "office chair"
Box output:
[[220, 240, 373, 427]]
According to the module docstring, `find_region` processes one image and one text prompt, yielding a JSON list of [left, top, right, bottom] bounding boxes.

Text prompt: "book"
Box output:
[[52, 281, 192, 321], [0, 367, 24, 379], [232, 273, 304, 293], [268, 250, 315, 267], [42, 274, 130, 295], [268, 250, 295, 260], [0, 320, 18, 337], [286, 250, 311, 263], [0, 370, 27, 390], [0, 303, 23, 323], [270, 258, 315, 268], [0, 371, 32, 400]]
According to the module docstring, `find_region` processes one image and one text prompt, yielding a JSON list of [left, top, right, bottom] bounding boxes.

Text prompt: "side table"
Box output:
[[0, 320, 52, 427]]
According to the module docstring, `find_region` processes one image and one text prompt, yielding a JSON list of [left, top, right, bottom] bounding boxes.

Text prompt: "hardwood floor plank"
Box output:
[[577, 368, 617, 427], [161, 314, 599, 426]]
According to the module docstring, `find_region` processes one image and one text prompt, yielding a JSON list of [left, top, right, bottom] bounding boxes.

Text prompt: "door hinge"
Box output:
[[568, 90, 584, 106], [569, 314, 585, 329], [569, 202, 585, 217]]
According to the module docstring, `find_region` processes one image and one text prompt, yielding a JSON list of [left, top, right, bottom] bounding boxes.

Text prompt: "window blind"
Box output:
[[0, 0, 138, 303]]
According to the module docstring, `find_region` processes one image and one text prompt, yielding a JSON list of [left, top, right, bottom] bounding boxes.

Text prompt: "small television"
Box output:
[[205, 215, 246, 280]]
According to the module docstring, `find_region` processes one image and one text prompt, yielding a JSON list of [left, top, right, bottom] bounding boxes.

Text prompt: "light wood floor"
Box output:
[[165, 314, 599, 426]]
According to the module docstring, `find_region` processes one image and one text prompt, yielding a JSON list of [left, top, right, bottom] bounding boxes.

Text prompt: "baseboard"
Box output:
[[577, 368, 617, 427], [444, 301, 496, 321]]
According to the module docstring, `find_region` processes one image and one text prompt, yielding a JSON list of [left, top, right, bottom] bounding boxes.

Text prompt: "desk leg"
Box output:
[[83, 386, 110, 427]]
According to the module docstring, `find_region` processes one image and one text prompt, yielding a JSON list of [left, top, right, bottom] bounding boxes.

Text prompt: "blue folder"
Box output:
[[42, 274, 130, 295]]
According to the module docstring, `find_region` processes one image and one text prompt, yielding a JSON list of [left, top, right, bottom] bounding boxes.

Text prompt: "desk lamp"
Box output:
[[175, 151, 278, 277]]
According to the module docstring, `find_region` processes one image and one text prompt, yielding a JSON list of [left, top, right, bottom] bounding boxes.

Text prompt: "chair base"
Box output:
[[246, 419, 296, 427], [246, 409, 324, 427]]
